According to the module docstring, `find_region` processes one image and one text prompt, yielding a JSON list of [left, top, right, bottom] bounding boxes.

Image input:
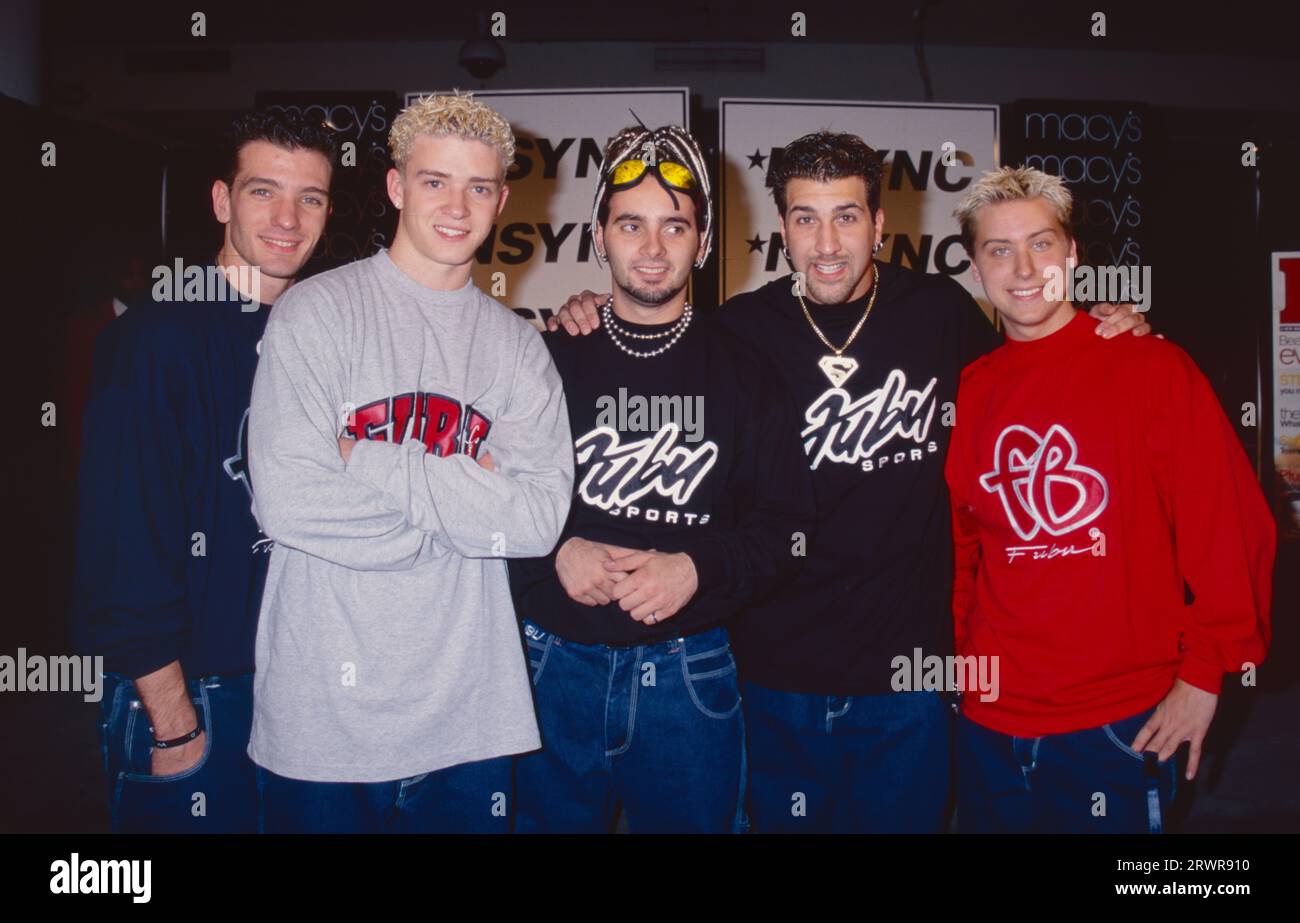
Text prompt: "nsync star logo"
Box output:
[[344, 392, 492, 459], [979, 424, 1109, 542]]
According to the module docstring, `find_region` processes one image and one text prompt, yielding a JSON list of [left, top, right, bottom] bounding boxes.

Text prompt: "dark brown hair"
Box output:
[[220, 108, 340, 190], [771, 131, 884, 218]]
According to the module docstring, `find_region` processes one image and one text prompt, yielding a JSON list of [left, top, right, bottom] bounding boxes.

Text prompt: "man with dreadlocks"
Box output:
[[507, 124, 813, 833]]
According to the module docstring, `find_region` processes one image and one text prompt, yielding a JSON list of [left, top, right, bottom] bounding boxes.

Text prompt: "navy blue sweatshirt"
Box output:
[[716, 264, 1000, 695], [71, 264, 271, 679], [508, 311, 815, 646]]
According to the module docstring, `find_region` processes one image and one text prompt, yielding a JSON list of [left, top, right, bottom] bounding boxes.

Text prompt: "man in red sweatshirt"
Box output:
[[945, 166, 1275, 833]]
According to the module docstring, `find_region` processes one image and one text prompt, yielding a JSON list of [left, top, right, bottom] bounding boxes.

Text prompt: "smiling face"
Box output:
[[780, 176, 885, 305], [969, 196, 1079, 341], [212, 139, 332, 301], [594, 176, 704, 317], [386, 133, 509, 290]]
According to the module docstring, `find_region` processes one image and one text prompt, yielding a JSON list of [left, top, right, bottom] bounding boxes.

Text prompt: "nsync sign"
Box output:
[[1272, 251, 1300, 536], [404, 88, 689, 329], [719, 99, 998, 313]]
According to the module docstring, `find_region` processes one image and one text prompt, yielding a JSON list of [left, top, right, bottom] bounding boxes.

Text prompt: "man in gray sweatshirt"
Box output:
[[247, 93, 574, 833]]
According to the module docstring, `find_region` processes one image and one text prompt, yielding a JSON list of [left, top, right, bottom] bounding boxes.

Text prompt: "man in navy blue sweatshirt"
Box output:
[[72, 110, 337, 832]]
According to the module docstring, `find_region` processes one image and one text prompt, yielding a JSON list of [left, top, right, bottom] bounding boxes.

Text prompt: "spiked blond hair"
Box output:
[[954, 165, 1074, 253], [388, 91, 516, 175]]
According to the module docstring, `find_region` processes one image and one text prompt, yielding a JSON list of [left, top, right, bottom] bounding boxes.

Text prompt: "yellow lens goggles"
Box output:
[[609, 158, 698, 192]]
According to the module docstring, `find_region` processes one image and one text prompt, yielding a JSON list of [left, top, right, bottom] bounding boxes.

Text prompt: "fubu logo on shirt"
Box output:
[[979, 423, 1109, 563], [802, 369, 940, 472], [344, 392, 492, 458], [574, 423, 718, 526]]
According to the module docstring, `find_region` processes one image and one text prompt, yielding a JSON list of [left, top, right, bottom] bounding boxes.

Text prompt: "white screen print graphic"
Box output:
[[575, 423, 719, 510], [802, 368, 939, 470], [979, 423, 1109, 541]]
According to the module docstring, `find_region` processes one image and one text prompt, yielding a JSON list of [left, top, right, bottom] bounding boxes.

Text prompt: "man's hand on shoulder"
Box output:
[[1090, 302, 1154, 339], [546, 291, 608, 336]]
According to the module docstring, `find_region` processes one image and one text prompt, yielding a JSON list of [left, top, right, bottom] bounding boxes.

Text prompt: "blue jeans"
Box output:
[[257, 757, 513, 833], [514, 621, 746, 833], [743, 683, 952, 833], [98, 672, 258, 833], [955, 707, 1178, 833]]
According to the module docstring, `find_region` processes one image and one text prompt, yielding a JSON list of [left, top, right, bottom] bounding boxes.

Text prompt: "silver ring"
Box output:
[[647, 612, 659, 625]]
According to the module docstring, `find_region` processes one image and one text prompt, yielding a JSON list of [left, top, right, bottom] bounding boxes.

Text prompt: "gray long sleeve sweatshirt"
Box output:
[[246, 248, 573, 783]]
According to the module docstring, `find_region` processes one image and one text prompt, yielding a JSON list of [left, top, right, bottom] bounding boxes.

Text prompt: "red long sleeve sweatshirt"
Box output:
[[945, 309, 1275, 737]]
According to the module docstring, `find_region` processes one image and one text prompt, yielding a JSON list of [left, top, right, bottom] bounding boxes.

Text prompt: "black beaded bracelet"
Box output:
[[151, 726, 202, 749]]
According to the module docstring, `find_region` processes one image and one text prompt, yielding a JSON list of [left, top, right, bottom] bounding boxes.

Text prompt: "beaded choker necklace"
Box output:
[[599, 298, 693, 358]]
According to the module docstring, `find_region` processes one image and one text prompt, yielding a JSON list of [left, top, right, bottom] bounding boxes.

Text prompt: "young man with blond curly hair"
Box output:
[[246, 93, 574, 833]]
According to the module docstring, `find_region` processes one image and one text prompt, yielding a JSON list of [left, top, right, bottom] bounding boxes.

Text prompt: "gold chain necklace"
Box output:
[[796, 263, 879, 387]]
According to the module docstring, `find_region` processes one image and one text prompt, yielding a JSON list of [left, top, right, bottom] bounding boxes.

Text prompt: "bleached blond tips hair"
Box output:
[[388, 91, 516, 175], [954, 165, 1074, 252]]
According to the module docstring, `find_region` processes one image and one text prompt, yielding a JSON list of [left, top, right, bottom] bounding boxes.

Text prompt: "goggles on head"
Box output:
[[608, 157, 698, 193]]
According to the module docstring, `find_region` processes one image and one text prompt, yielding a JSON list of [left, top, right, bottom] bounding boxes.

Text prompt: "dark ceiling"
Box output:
[[42, 0, 1300, 58]]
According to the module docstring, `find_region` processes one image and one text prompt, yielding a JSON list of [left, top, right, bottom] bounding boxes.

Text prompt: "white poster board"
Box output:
[[719, 98, 998, 309]]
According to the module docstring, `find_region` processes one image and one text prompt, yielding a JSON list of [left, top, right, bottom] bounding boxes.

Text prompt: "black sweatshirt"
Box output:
[[71, 269, 271, 679], [715, 263, 1000, 695], [508, 310, 815, 646]]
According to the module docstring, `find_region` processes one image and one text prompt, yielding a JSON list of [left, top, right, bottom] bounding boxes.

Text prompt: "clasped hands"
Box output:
[[555, 536, 698, 624]]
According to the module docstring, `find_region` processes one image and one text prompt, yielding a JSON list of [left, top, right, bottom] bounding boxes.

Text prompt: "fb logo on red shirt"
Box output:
[[979, 424, 1109, 542]]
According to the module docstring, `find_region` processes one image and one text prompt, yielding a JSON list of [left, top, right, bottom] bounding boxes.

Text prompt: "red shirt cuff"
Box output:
[[1176, 650, 1225, 695]]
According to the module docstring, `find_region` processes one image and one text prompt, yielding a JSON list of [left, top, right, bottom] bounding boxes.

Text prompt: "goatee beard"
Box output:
[[618, 278, 685, 308], [807, 280, 853, 306]]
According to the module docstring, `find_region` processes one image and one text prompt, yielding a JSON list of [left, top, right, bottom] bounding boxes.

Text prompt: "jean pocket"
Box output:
[[120, 687, 214, 783], [680, 642, 742, 720], [98, 678, 129, 779], [111, 690, 215, 833], [1099, 709, 1178, 833], [1101, 708, 1162, 764], [523, 625, 554, 687], [112, 752, 212, 833]]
